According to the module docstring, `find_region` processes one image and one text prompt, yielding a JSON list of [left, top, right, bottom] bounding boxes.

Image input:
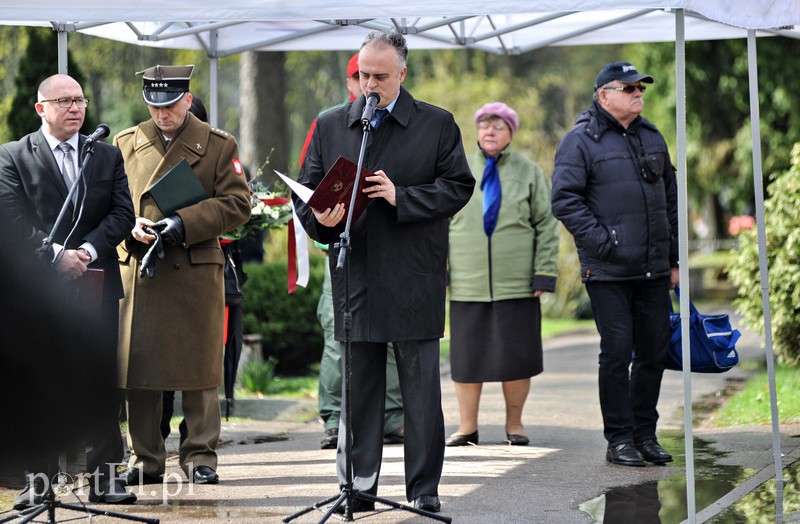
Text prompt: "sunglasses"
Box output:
[[603, 85, 646, 94]]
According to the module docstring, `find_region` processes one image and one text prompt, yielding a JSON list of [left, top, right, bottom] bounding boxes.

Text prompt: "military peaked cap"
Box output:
[[137, 64, 194, 107]]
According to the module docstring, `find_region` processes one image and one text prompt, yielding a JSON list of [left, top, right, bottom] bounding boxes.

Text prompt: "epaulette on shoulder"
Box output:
[[116, 126, 137, 138], [209, 127, 231, 138]]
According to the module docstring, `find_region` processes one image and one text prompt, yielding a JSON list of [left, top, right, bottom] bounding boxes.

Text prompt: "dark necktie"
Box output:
[[372, 108, 389, 129], [481, 156, 501, 237]]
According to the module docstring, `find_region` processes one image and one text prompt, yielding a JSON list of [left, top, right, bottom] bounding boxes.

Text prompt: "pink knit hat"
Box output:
[[474, 102, 519, 136]]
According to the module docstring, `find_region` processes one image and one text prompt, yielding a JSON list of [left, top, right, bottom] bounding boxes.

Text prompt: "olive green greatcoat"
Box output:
[[114, 114, 250, 390]]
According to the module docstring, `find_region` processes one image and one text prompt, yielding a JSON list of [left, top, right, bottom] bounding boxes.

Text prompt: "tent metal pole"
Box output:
[[210, 57, 218, 128], [57, 26, 68, 74], [674, 9, 696, 523], [746, 27, 784, 487], [209, 30, 219, 128]]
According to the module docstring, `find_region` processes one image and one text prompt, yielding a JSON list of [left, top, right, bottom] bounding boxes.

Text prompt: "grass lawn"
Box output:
[[710, 363, 800, 426]]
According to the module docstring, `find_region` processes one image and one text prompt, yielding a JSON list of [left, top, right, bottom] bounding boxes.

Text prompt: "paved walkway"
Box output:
[[2, 320, 797, 523]]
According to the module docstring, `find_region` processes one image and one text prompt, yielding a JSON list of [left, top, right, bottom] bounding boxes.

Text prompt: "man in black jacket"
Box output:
[[551, 61, 679, 467], [0, 73, 136, 507], [295, 31, 474, 513]]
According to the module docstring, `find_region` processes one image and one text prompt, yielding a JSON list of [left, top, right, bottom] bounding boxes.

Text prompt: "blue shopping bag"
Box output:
[[666, 287, 741, 373]]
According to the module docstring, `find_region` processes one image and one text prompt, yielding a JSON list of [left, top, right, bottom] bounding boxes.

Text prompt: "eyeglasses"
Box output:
[[477, 123, 509, 132], [603, 85, 646, 94], [39, 97, 90, 109]]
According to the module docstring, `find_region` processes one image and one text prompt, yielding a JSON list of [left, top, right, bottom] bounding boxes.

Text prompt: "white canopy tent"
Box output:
[[5, 2, 799, 522], [9, 10, 799, 56], [2, 0, 798, 31], [4, 4, 799, 123]]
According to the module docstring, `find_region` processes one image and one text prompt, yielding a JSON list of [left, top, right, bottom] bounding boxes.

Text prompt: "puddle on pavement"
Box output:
[[579, 432, 800, 523], [219, 433, 288, 449], [128, 501, 286, 519], [708, 463, 800, 523]]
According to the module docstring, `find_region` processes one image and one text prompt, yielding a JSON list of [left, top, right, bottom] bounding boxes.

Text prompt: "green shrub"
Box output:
[[242, 255, 325, 375], [240, 357, 278, 394], [727, 143, 800, 366]]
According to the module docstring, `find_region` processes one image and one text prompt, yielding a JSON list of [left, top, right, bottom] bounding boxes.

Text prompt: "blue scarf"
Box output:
[[481, 156, 501, 237]]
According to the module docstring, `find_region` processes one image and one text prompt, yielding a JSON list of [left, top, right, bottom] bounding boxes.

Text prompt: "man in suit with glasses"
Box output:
[[0, 73, 136, 508]]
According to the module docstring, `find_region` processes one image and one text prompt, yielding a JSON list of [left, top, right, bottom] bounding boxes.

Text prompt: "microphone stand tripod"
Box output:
[[0, 488, 159, 524], [283, 114, 450, 524]]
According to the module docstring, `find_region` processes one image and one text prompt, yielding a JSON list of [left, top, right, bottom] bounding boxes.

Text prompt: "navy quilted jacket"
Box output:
[[551, 102, 678, 282]]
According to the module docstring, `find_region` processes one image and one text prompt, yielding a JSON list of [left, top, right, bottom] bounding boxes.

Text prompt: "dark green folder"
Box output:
[[148, 158, 209, 217]]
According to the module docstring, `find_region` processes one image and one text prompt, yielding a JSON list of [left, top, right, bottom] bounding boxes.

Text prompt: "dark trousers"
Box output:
[[86, 302, 125, 480], [28, 301, 124, 483], [586, 278, 671, 445], [336, 339, 445, 502]]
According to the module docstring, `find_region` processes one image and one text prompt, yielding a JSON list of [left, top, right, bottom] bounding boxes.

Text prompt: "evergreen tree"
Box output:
[[7, 27, 96, 139]]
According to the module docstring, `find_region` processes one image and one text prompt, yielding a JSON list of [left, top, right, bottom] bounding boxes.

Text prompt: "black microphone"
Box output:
[[360, 92, 381, 127], [84, 124, 110, 146]]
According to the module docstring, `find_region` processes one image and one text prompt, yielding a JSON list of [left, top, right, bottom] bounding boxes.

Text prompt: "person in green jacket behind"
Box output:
[[446, 102, 559, 447]]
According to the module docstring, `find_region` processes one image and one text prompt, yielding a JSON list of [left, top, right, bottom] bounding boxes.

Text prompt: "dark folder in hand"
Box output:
[[307, 156, 375, 225], [148, 158, 209, 217], [70, 268, 105, 311]]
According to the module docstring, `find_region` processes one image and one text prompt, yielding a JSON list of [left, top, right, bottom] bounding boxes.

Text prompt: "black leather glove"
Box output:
[[153, 215, 185, 246], [139, 228, 165, 279]]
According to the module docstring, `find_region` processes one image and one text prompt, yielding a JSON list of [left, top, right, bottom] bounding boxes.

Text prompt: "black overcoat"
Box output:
[[296, 87, 474, 342]]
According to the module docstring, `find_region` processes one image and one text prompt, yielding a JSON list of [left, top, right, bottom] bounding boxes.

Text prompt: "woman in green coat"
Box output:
[[447, 102, 559, 446]]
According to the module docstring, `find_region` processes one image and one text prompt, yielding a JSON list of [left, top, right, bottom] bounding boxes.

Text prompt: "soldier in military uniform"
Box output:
[[114, 65, 251, 486]]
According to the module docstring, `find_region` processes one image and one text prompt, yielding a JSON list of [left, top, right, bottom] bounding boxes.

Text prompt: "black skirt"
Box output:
[[449, 298, 543, 383]]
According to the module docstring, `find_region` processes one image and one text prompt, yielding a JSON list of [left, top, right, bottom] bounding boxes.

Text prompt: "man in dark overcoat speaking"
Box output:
[[295, 31, 474, 514]]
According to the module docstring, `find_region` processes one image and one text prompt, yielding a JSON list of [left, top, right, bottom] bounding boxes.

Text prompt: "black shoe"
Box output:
[[192, 465, 219, 484], [121, 467, 162, 486], [636, 439, 673, 465], [13, 477, 51, 511], [506, 433, 530, 446], [414, 495, 441, 513], [445, 431, 478, 447], [606, 443, 646, 467], [332, 498, 375, 514], [383, 427, 404, 445], [89, 478, 137, 504], [320, 428, 338, 450]]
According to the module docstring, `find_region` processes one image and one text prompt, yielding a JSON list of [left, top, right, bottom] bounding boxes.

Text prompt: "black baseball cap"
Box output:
[[594, 61, 654, 91]]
